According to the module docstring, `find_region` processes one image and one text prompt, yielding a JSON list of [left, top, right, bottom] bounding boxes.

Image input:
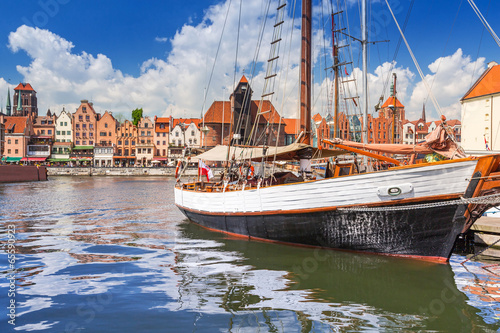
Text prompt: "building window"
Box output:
[[7, 139, 11, 144], [175, 132, 179, 137], [162, 141, 166, 145], [118, 140, 122, 145], [125, 140, 129, 145], [163, 133, 166, 137], [76, 141, 80, 145], [48, 130, 52, 135], [105, 123, 108, 128], [15, 139, 18, 144], [82, 106, 87, 112], [132, 141, 135, 145], [76, 124, 80, 129], [145, 123, 149, 128], [79, 116, 83, 121], [56, 131, 60, 135], [147, 148, 151, 154], [86, 115, 90, 121], [15, 149, 18, 154], [191, 130, 195, 136], [141, 131, 145, 136], [157, 141, 160, 145], [147, 131, 151, 136], [7, 149, 11, 154]]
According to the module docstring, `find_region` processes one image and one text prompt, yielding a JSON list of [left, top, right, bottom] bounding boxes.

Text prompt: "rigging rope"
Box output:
[[384, 0, 443, 116], [467, 0, 500, 47]]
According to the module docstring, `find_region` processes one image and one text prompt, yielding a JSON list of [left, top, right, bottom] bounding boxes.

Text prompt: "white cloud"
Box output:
[[406, 49, 486, 121], [1, 1, 488, 126], [154, 37, 168, 43]]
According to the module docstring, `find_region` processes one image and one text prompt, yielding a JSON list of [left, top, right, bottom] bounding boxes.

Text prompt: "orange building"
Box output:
[[73, 100, 98, 146], [115, 120, 137, 167], [2, 117, 34, 162], [137, 117, 155, 166], [96, 111, 117, 147], [153, 116, 171, 162]]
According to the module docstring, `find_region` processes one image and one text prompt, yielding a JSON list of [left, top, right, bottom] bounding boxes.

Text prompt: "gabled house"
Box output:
[[460, 61, 500, 154], [2, 117, 34, 163]]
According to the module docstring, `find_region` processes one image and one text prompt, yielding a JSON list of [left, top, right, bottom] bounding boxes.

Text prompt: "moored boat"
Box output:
[[174, 0, 500, 262]]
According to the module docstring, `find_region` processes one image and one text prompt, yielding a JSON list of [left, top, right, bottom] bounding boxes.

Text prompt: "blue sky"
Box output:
[[0, 0, 499, 121]]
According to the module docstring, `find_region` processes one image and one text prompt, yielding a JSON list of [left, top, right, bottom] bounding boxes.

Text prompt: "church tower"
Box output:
[[6, 88, 11, 116], [13, 83, 38, 117]]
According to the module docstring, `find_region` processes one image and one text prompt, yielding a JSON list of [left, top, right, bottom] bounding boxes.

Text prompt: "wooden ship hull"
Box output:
[[175, 156, 500, 262]]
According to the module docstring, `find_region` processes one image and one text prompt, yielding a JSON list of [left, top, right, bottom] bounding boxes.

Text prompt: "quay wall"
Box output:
[[0, 165, 48, 182], [47, 167, 224, 177]]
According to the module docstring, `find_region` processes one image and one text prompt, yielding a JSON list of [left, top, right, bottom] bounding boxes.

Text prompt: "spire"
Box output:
[[421, 103, 426, 122], [17, 88, 22, 112], [6, 88, 11, 116]]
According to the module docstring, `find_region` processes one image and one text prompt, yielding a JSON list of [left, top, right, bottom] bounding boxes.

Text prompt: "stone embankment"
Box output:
[[47, 167, 224, 177]]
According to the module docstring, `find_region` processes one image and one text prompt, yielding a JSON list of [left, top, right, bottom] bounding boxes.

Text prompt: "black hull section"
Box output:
[[178, 202, 466, 262]]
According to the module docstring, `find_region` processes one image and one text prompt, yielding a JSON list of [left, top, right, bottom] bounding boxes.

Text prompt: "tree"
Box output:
[[132, 108, 143, 126]]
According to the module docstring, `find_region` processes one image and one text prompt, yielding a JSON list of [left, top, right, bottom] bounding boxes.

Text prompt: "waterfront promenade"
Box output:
[[47, 166, 223, 177]]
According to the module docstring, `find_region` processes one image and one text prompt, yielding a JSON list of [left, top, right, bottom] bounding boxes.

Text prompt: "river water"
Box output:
[[0, 176, 499, 332]]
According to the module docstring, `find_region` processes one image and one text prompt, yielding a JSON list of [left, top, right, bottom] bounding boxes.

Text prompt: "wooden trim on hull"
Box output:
[[175, 193, 462, 216], [177, 198, 466, 263]]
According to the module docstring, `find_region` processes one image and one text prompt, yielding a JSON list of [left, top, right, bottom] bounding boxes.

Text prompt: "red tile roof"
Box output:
[[4, 117, 28, 134], [203, 100, 284, 125], [446, 119, 461, 126], [203, 101, 233, 124], [14, 83, 36, 92], [283, 118, 299, 135], [381, 96, 404, 108], [172, 118, 200, 128], [462, 64, 500, 100]]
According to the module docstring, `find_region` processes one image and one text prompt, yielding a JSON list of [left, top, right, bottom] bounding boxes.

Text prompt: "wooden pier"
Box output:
[[471, 216, 500, 258]]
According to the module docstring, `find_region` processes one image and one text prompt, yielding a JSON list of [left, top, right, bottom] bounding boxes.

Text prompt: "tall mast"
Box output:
[[361, 0, 368, 145], [332, 12, 339, 138], [299, 0, 312, 145]]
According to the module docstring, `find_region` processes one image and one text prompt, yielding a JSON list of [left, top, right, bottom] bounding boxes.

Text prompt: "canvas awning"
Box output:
[[3, 157, 23, 162], [191, 143, 346, 162]]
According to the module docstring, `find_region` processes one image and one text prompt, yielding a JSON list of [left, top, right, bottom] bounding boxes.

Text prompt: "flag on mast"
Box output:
[[198, 160, 214, 181]]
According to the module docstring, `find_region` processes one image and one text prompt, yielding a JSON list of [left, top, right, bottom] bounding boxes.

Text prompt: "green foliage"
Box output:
[[132, 108, 143, 126]]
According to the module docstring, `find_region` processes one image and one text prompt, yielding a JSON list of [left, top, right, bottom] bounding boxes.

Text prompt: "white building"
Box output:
[[55, 107, 72, 143], [402, 121, 415, 145], [170, 119, 201, 148], [461, 61, 500, 155], [94, 146, 114, 167]]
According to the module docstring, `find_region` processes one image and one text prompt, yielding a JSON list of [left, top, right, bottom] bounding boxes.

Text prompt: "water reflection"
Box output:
[[172, 221, 499, 332], [0, 177, 499, 332]]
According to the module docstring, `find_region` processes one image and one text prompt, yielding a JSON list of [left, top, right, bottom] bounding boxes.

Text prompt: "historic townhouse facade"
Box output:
[[153, 116, 170, 162], [115, 120, 137, 167], [55, 108, 73, 143], [96, 111, 117, 147], [136, 117, 154, 166], [2, 117, 34, 162], [73, 100, 98, 147]]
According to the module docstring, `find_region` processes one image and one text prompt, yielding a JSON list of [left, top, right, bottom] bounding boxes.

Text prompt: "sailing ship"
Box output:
[[175, 0, 500, 262]]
